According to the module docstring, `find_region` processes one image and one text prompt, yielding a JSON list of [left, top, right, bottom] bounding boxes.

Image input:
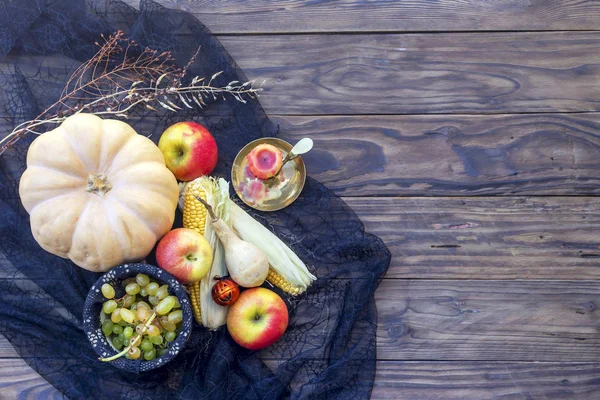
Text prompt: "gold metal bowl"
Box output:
[[231, 137, 306, 212]]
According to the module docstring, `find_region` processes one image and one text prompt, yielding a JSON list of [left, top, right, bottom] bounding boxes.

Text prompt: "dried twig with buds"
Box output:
[[0, 30, 262, 154]]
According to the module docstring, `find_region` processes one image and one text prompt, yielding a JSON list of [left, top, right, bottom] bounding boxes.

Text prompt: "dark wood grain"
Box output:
[[5, 282, 600, 363], [3, 355, 600, 400], [6, 113, 600, 197], [277, 113, 600, 196], [376, 280, 600, 361], [4, 333, 600, 400], [372, 362, 600, 400], [123, 0, 600, 33], [6, 112, 600, 197], [220, 32, 600, 115], [0, 359, 64, 400], [3, 33, 599, 117], [0, 336, 15, 358], [344, 196, 600, 279]]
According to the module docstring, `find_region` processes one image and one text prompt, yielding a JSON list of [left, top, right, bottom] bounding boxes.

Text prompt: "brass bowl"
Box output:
[[231, 137, 306, 212]]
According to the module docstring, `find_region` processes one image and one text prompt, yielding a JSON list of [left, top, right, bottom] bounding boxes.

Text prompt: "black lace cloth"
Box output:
[[0, 0, 391, 398]]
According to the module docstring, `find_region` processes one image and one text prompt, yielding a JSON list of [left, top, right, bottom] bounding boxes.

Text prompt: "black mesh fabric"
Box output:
[[0, 1, 391, 399]]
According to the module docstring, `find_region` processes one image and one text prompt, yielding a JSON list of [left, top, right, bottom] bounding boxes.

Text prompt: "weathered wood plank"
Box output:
[[3, 33, 599, 117], [344, 196, 600, 279], [5, 112, 600, 197], [372, 361, 600, 400], [376, 280, 600, 361], [3, 357, 600, 400], [278, 113, 600, 196], [0, 335, 17, 358], [220, 32, 600, 115], [6, 196, 596, 284], [0, 358, 65, 399], [124, 0, 600, 33], [3, 276, 600, 390], [6, 281, 597, 362]]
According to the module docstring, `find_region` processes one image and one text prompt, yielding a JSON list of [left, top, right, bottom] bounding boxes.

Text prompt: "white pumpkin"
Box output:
[[19, 113, 179, 272]]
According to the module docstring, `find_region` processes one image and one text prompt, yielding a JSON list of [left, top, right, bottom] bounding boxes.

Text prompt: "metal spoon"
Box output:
[[265, 138, 313, 184]]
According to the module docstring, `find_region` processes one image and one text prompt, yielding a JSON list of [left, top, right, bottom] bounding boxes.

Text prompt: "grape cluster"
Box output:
[[100, 274, 182, 361]]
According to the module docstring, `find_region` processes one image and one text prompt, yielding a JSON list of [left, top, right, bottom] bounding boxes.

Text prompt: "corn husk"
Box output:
[[229, 201, 316, 291], [194, 177, 231, 330]]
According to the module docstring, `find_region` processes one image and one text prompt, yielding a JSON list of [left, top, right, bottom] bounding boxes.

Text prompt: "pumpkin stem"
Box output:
[[86, 173, 112, 197]]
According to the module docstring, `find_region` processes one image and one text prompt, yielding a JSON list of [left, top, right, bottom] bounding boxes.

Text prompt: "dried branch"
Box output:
[[0, 30, 262, 154]]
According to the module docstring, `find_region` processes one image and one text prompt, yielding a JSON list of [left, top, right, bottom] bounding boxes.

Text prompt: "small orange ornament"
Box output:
[[211, 276, 241, 306]]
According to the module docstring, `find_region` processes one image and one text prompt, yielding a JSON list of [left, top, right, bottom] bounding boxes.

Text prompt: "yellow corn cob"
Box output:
[[183, 182, 208, 236], [188, 279, 202, 324], [183, 182, 208, 325], [266, 268, 304, 296]]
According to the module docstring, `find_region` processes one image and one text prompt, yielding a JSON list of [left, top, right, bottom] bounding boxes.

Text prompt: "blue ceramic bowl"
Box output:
[[83, 263, 193, 372]]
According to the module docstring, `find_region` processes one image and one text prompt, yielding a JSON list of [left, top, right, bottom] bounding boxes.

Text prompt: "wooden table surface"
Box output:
[[2, 1, 600, 399]]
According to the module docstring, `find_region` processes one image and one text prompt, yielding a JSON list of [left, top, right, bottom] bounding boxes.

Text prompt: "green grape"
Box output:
[[118, 319, 128, 327], [146, 282, 159, 296], [141, 339, 154, 352], [165, 331, 177, 342], [146, 325, 161, 337], [136, 324, 146, 335], [150, 335, 163, 345], [137, 301, 150, 310], [155, 296, 176, 315], [123, 326, 134, 338], [153, 321, 164, 333], [159, 316, 176, 332], [129, 335, 142, 348], [131, 303, 138, 311], [101, 283, 115, 299], [148, 296, 159, 306], [112, 336, 123, 350], [156, 285, 169, 300], [136, 274, 150, 287], [168, 310, 183, 324], [118, 332, 126, 342], [112, 324, 123, 335], [128, 346, 141, 360], [143, 348, 156, 361], [110, 308, 122, 323], [172, 296, 181, 309], [120, 308, 135, 324], [102, 320, 114, 336], [137, 307, 149, 322], [123, 294, 136, 308], [157, 348, 169, 357], [122, 277, 136, 287], [140, 287, 148, 297], [125, 283, 141, 295], [102, 300, 118, 314], [163, 321, 177, 332]]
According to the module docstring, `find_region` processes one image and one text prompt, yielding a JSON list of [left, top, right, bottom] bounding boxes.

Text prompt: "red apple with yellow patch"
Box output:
[[156, 228, 213, 284], [227, 287, 288, 350], [158, 122, 218, 181]]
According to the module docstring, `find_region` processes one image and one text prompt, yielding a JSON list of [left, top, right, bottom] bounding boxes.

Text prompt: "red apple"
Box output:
[[158, 122, 218, 181], [227, 287, 288, 350], [155, 228, 213, 284]]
